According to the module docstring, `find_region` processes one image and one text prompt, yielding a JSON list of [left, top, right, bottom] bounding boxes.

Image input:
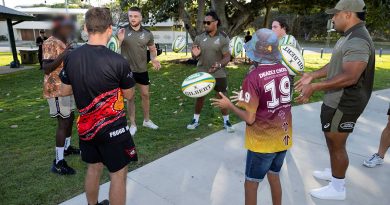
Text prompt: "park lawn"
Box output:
[[0, 52, 389, 204]]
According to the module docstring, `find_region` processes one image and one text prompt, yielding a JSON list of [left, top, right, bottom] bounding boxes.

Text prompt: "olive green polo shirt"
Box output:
[[324, 22, 375, 114], [121, 26, 154, 73], [193, 31, 230, 78]]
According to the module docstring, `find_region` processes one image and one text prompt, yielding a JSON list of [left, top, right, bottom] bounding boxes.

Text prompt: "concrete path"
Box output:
[[0, 65, 35, 74], [61, 89, 390, 205]]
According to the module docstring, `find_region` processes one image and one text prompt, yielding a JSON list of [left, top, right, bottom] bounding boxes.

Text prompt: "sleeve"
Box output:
[[147, 32, 155, 46], [236, 76, 260, 114], [59, 55, 71, 85], [118, 61, 135, 89], [342, 38, 370, 63], [221, 36, 230, 54]]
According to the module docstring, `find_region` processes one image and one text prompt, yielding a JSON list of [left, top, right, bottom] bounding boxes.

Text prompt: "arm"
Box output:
[[148, 44, 161, 70], [60, 84, 73, 96], [295, 63, 328, 92], [42, 51, 67, 75]]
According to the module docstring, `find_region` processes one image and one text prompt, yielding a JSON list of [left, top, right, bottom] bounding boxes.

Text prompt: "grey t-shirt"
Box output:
[[121, 26, 154, 73], [323, 22, 375, 114], [194, 31, 230, 78]]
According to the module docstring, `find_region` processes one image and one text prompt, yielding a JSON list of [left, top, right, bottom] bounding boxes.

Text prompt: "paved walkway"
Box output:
[[61, 89, 390, 205], [0, 65, 35, 74]]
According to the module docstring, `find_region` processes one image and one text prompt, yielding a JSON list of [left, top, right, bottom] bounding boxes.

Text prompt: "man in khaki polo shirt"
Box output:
[[188, 10, 234, 132], [295, 0, 375, 200], [118, 6, 161, 136]]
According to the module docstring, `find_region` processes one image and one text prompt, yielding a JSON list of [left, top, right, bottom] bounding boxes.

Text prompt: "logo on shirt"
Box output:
[[203, 38, 207, 42], [278, 110, 286, 120], [214, 38, 220, 45], [282, 122, 289, 133], [283, 135, 290, 146], [140, 33, 145, 39], [128, 32, 133, 37]]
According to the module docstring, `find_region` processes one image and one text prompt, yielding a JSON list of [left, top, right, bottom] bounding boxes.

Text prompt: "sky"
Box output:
[[2, 0, 113, 8]]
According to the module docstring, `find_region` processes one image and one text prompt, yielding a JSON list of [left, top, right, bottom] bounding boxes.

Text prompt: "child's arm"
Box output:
[[211, 92, 256, 125]]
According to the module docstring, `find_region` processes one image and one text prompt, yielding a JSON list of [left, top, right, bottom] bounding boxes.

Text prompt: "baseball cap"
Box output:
[[326, 0, 366, 14], [243, 28, 281, 64]]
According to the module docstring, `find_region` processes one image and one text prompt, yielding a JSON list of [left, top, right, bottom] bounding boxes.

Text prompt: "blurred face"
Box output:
[[331, 11, 352, 32], [128, 11, 142, 27], [59, 25, 74, 40], [271, 21, 286, 38], [203, 16, 218, 33]]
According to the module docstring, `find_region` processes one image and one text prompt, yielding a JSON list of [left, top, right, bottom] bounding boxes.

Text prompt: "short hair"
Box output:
[[85, 7, 113, 34], [129, 6, 142, 14], [246, 31, 250, 35], [356, 12, 366, 21], [39, 30, 45, 34], [273, 17, 290, 33], [205, 10, 221, 26]]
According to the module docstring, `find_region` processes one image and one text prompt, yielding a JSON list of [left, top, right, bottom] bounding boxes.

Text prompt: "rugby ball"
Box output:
[[229, 36, 244, 58], [172, 35, 186, 53], [279, 34, 298, 48], [182, 72, 216, 98], [279, 45, 305, 76], [107, 35, 120, 54]]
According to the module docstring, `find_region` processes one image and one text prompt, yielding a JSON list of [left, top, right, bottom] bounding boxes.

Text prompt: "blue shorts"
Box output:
[[245, 150, 287, 183]]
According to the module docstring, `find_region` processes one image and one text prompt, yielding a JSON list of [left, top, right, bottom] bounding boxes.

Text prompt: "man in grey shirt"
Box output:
[[118, 6, 161, 136], [295, 0, 375, 200]]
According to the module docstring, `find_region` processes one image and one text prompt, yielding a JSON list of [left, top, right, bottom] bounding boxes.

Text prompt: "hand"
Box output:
[[210, 92, 233, 109], [151, 59, 161, 70], [295, 73, 313, 92], [208, 62, 221, 73], [230, 90, 241, 103], [117, 28, 125, 43], [192, 45, 201, 56], [295, 84, 314, 104]]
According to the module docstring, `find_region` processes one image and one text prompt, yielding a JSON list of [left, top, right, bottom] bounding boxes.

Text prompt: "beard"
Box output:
[[130, 22, 141, 28]]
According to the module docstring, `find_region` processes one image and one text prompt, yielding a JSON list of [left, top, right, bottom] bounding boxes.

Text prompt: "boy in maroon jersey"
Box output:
[[211, 28, 292, 205]]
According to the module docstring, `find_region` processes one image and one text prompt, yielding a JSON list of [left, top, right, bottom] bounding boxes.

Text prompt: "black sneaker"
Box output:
[[224, 121, 235, 133], [97, 199, 109, 205], [64, 145, 81, 156], [51, 159, 76, 175]]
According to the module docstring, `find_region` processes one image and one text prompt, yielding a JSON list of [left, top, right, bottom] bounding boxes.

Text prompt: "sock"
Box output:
[[331, 176, 345, 192], [193, 114, 200, 122], [56, 147, 65, 164], [223, 115, 229, 124], [64, 137, 71, 150]]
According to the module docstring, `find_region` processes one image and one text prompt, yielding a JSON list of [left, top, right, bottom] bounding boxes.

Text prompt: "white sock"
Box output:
[[331, 176, 345, 192], [223, 115, 229, 124], [193, 114, 200, 122], [64, 137, 71, 150], [56, 147, 65, 164]]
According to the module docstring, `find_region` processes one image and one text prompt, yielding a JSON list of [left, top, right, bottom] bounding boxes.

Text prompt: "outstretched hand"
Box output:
[[210, 92, 233, 109]]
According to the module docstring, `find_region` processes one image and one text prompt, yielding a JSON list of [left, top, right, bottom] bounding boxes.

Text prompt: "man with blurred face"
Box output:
[[60, 7, 138, 205], [118, 7, 161, 136], [295, 0, 375, 200], [188, 10, 234, 132]]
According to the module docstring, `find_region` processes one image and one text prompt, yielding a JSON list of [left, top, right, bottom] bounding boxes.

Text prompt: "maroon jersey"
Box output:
[[237, 63, 292, 153]]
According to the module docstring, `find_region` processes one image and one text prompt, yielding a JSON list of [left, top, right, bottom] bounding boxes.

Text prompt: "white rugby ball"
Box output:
[[172, 35, 186, 53], [182, 72, 216, 98], [279, 35, 298, 48], [107, 35, 120, 54], [229, 36, 244, 58], [279, 45, 305, 76]]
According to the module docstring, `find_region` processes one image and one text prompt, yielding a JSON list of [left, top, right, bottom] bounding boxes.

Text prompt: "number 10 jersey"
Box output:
[[237, 63, 292, 153]]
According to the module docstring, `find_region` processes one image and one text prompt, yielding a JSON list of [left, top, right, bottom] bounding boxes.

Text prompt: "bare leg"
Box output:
[[138, 84, 150, 121], [267, 173, 282, 205], [56, 116, 73, 147], [194, 96, 205, 114], [109, 165, 128, 205], [378, 116, 390, 158], [324, 132, 349, 178], [85, 163, 104, 205], [65, 112, 74, 138], [127, 95, 136, 127], [245, 180, 259, 205]]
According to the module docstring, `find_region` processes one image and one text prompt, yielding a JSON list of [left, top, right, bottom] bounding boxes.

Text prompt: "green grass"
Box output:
[[0, 52, 390, 204]]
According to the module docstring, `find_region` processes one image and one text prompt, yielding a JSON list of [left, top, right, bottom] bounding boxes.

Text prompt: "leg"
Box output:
[[324, 131, 349, 178], [56, 117, 69, 147], [65, 112, 74, 138], [194, 96, 205, 114], [267, 173, 282, 205], [127, 95, 136, 126], [245, 180, 259, 205], [109, 165, 128, 205], [378, 116, 390, 158], [138, 84, 150, 121], [85, 163, 104, 205]]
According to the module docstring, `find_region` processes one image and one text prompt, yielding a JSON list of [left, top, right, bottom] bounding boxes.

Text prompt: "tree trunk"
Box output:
[[263, 4, 272, 28]]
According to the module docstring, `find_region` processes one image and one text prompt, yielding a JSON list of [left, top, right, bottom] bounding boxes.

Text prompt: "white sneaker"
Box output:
[[143, 120, 159, 130], [363, 153, 384, 168], [310, 183, 346, 200], [129, 125, 137, 136], [313, 168, 332, 181], [187, 119, 200, 130], [224, 121, 235, 133]]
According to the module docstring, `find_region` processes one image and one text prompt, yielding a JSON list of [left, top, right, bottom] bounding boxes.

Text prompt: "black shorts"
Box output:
[[214, 78, 228, 93], [133, 72, 150, 85], [387, 103, 390, 115], [320, 104, 361, 133], [80, 131, 138, 173]]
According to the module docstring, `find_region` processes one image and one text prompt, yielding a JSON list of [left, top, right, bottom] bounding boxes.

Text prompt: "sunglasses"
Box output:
[[203, 20, 216, 25]]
